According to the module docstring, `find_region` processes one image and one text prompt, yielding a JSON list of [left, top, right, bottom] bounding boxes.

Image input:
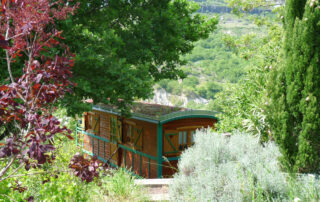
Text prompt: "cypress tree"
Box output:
[[267, 0, 320, 173]]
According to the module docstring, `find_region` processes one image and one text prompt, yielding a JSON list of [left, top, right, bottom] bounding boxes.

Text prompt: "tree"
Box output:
[[205, 6, 282, 138], [267, 0, 320, 173], [0, 0, 77, 181], [57, 0, 218, 115]]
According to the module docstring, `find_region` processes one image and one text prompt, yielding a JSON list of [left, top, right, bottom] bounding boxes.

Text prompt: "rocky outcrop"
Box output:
[[146, 88, 209, 107]]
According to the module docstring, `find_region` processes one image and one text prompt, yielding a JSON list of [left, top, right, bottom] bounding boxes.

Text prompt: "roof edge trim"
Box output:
[[93, 105, 219, 125], [92, 105, 159, 124], [160, 110, 219, 124]]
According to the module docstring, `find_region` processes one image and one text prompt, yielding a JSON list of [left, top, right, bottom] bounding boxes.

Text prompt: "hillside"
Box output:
[[150, 11, 268, 109], [191, 0, 284, 13]]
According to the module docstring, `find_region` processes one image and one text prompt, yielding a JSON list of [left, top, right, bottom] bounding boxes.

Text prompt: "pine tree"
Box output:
[[267, 0, 320, 173]]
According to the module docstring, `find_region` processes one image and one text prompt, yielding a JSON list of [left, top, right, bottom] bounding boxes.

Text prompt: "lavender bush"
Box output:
[[170, 130, 320, 201]]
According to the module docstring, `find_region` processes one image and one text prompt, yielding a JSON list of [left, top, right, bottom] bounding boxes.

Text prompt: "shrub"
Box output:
[[0, 139, 93, 202], [288, 174, 320, 201], [0, 109, 147, 201], [170, 130, 320, 201], [170, 130, 288, 201], [92, 169, 148, 201], [0, 137, 148, 201], [266, 0, 320, 173]]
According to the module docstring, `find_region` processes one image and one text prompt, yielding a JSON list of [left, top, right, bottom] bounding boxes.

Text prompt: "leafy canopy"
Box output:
[[58, 0, 218, 115], [0, 0, 76, 181]]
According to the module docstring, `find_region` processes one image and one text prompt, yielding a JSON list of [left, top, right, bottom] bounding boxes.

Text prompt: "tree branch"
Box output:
[[0, 194, 18, 202], [5, 18, 15, 84], [3, 169, 70, 179], [0, 156, 16, 180], [5, 24, 27, 103], [7, 32, 24, 40], [0, 162, 24, 182], [5, 49, 27, 103]]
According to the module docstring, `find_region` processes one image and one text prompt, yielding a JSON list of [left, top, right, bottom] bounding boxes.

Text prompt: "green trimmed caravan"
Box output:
[[76, 102, 218, 178]]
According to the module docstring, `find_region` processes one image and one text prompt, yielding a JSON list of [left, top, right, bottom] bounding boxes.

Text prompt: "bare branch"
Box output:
[[3, 170, 70, 179], [0, 194, 18, 202], [31, 84, 44, 110], [0, 157, 17, 180], [5, 18, 15, 84], [5, 27, 27, 103], [7, 32, 24, 40], [0, 163, 24, 182], [5, 51, 14, 84]]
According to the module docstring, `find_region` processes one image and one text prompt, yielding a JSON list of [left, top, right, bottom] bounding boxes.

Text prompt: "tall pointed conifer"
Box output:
[[267, 0, 320, 173]]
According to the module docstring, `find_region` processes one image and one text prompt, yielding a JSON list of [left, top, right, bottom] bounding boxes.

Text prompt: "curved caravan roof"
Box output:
[[93, 102, 219, 124]]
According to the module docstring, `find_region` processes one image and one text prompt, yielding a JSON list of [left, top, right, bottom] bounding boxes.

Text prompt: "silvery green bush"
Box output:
[[288, 174, 320, 201], [170, 130, 320, 201]]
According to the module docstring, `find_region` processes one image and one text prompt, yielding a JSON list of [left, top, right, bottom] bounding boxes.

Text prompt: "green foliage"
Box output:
[[0, 134, 146, 201], [57, 0, 218, 115], [170, 130, 288, 201], [155, 2, 283, 110], [287, 174, 320, 201], [267, 0, 320, 173], [54, 108, 78, 132], [156, 20, 254, 101], [170, 130, 320, 201], [196, 81, 222, 99], [227, 0, 278, 13], [154, 11, 278, 107], [0, 139, 92, 201], [169, 95, 185, 107], [93, 169, 147, 201], [209, 66, 270, 137], [182, 26, 250, 82], [208, 23, 282, 139]]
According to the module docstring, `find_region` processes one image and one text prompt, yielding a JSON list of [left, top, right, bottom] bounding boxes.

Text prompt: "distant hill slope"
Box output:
[[150, 1, 272, 109], [191, 0, 283, 14]]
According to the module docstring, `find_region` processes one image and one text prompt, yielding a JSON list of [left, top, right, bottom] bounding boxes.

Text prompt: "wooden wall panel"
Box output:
[[163, 129, 179, 157], [163, 118, 217, 131], [109, 143, 118, 165], [162, 160, 178, 178], [149, 159, 158, 178], [93, 138, 99, 156], [83, 134, 87, 151], [87, 110, 217, 178], [161, 118, 217, 178], [119, 149, 158, 178], [99, 113, 110, 140], [90, 110, 114, 162], [83, 134, 93, 154], [119, 118, 158, 178], [123, 118, 158, 157], [92, 113, 100, 136]]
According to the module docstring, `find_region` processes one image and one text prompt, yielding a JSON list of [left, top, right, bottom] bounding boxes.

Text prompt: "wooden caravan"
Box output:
[[76, 102, 218, 178]]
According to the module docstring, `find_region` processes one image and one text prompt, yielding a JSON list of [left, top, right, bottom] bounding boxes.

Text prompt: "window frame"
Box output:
[[110, 116, 121, 143], [177, 126, 202, 151], [124, 122, 143, 151]]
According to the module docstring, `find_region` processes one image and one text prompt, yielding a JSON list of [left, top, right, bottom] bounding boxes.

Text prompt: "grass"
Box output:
[[90, 169, 149, 202], [0, 137, 148, 202]]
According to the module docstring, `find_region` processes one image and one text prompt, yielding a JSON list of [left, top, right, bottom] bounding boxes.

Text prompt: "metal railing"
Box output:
[[76, 127, 158, 178]]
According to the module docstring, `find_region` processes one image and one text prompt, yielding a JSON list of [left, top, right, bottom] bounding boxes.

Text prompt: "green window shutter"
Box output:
[[133, 128, 143, 150], [110, 117, 118, 143], [117, 121, 122, 143], [93, 115, 100, 134], [164, 133, 179, 154], [126, 125, 132, 142], [191, 130, 195, 145]]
